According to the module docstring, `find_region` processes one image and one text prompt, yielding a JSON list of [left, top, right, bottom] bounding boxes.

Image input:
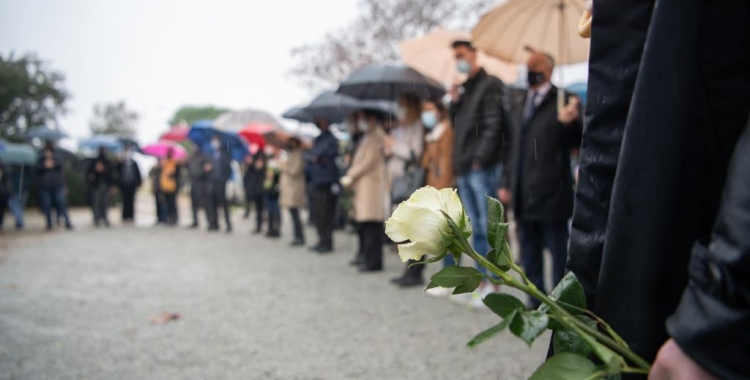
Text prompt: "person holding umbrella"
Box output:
[[116, 147, 142, 224], [205, 136, 233, 233], [87, 147, 115, 227], [305, 117, 339, 254], [37, 145, 73, 230]]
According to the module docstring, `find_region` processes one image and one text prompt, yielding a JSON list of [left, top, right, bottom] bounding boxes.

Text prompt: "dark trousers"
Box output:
[[190, 183, 204, 226], [266, 194, 280, 234], [0, 193, 6, 228], [91, 184, 110, 224], [155, 192, 167, 223], [206, 182, 231, 230], [121, 186, 136, 221], [250, 195, 264, 232], [312, 185, 336, 249], [517, 219, 570, 305], [164, 192, 178, 226], [289, 208, 304, 242], [358, 222, 383, 270], [40, 187, 71, 228]]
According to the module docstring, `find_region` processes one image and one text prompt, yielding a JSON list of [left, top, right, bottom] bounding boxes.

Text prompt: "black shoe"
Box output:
[[226, 227, 232, 234], [207, 226, 219, 232], [252, 229, 263, 235], [314, 246, 333, 254], [396, 276, 424, 288], [390, 275, 404, 284], [349, 257, 364, 266], [290, 239, 305, 246], [358, 266, 383, 273], [65, 224, 74, 231], [309, 245, 321, 252], [188, 223, 199, 229]]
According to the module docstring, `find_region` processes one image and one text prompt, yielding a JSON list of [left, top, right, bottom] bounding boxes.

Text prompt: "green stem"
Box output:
[[622, 367, 650, 375]]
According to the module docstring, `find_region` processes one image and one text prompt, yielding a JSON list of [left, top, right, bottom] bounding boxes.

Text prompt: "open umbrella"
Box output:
[[160, 125, 190, 142], [143, 141, 188, 160], [282, 107, 313, 123], [188, 120, 249, 162], [337, 65, 445, 101], [214, 109, 283, 133], [399, 29, 518, 86], [0, 140, 38, 166], [78, 135, 124, 157], [238, 123, 275, 149], [22, 126, 68, 142]]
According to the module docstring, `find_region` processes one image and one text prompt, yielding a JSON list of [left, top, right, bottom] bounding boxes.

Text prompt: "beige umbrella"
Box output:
[[399, 29, 518, 86], [472, 0, 589, 108]]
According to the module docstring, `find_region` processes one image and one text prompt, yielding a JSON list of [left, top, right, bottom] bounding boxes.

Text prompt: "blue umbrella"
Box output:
[[22, 126, 68, 141], [78, 135, 124, 157], [188, 120, 248, 162]]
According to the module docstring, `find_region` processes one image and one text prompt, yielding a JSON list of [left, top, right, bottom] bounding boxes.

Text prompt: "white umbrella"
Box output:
[[399, 29, 518, 86], [213, 109, 283, 133]]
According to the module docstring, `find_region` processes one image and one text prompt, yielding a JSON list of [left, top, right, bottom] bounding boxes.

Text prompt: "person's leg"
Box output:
[[362, 222, 383, 270], [205, 184, 219, 229], [8, 195, 24, 229], [253, 195, 264, 232], [54, 187, 72, 227], [124, 187, 135, 221], [467, 168, 494, 257], [40, 189, 53, 229], [544, 220, 571, 289], [312, 187, 325, 246], [517, 220, 545, 306], [290, 208, 304, 243], [456, 174, 479, 262], [191, 188, 200, 226], [101, 187, 111, 225], [321, 189, 336, 249], [402, 256, 426, 281], [243, 188, 251, 219], [0, 194, 6, 228], [220, 184, 231, 231]]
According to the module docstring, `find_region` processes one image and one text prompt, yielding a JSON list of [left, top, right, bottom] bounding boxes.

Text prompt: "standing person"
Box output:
[[149, 160, 167, 225], [205, 136, 232, 233], [159, 149, 181, 226], [305, 117, 339, 254], [116, 147, 142, 224], [186, 149, 209, 228], [5, 164, 28, 230], [392, 98, 455, 287], [340, 110, 388, 272], [0, 163, 12, 231], [279, 137, 307, 246], [37, 146, 72, 230], [243, 151, 266, 233], [386, 94, 425, 187], [264, 153, 281, 238], [501, 52, 582, 308], [450, 40, 509, 290], [87, 147, 114, 227], [565, 2, 750, 379]]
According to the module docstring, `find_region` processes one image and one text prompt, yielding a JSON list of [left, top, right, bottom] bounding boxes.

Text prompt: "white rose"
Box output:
[[385, 186, 471, 262]]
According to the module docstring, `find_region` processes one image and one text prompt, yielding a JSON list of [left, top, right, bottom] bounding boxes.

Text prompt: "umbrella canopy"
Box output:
[[78, 135, 124, 157], [213, 109, 282, 133], [399, 29, 518, 85], [160, 125, 190, 142], [282, 107, 313, 123], [337, 65, 446, 101], [188, 120, 249, 162], [143, 141, 188, 160], [22, 126, 68, 142], [300, 91, 364, 124], [0, 140, 38, 166], [238, 123, 275, 149], [472, 0, 589, 65], [284, 97, 396, 124]]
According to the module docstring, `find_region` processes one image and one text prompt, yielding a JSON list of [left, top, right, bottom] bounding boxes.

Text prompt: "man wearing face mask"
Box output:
[[305, 117, 340, 254], [205, 136, 233, 233], [116, 147, 142, 224], [500, 52, 582, 308], [449, 40, 508, 290]]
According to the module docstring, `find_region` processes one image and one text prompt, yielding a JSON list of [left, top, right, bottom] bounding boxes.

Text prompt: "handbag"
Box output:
[[391, 151, 426, 204]]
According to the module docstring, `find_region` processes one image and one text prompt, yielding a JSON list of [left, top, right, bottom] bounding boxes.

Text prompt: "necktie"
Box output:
[[523, 91, 538, 125]]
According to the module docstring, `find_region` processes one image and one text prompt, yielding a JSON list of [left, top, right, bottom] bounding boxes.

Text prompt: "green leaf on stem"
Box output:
[[438, 229, 455, 249], [483, 293, 525, 318], [425, 281, 439, 290], [529, 353, 602, 380], [410, 252, 447, 268], [467, 310, 518, 348], [441, 211, 473, 252], [430, 266, 482, 293], [510, 310, 549, 346], [553, 329, 593, 357], [540, 272, 587, 314], [486, 248, 511, 271], [486, 195, 505, 249]]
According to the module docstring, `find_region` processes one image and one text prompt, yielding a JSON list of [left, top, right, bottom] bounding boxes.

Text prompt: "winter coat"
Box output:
[[305, 130, 339, 186], [116, 158, 142, 189], [566, 1, 750, 379], [279, 149, 307, 209], [37, 155, 65, 189], [450, 68, 509, 175], [420, 121, 455, 190], [504, 86, 582, 222], [243, 154, 266, 199], [86, 154, 113, 188], [347, 127, 388, 222], [387, 120, 424, 179]]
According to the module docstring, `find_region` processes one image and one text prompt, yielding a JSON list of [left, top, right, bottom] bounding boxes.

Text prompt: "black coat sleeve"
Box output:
[[667, 122, 750, 380], [474, 78, 507, 168]]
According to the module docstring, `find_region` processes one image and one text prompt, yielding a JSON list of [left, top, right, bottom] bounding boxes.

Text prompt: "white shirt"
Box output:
[[528, 81, 553, 107]]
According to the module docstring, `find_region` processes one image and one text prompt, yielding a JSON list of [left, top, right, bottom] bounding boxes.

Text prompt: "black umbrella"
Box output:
[[282, 107, 314, 123], [337, 65, 446, 101], [284, 93, 399, 124]]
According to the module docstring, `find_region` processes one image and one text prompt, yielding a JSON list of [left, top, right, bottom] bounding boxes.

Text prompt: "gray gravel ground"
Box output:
[[0, 195, 547, 380]]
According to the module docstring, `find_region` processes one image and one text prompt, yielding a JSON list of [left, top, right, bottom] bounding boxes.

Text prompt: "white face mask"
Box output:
[[357, 119, 370, 133]]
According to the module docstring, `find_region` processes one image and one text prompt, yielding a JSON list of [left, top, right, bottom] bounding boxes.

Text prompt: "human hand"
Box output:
[[649, 339, 717, 380], [558, 96, 580, 125], [498, 189, 511, 205]]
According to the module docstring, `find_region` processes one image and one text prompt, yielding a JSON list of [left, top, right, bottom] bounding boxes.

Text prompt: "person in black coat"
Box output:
[[243, 151, 266, 233], [115, 147, 142, 223], [305, 118, 340, 253], [566, 1, 750, 379], [87, 147, 114, 227], [500, 52, 582, 307], [187, 149, 209, 228], [37, 146, 72, 230], [205, 136, 232, 233]]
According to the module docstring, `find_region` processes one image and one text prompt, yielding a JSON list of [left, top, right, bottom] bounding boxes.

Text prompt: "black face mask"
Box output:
[[527, 71, 545, 87]]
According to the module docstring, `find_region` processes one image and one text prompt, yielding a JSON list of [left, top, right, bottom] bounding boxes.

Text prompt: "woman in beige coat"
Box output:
[[341, 110, 388, 272], [279, 138, 307, 246]]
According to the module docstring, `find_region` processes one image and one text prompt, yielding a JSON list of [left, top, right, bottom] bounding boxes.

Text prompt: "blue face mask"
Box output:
[[421, 111, 438, 129], [457, 59, 471, 74]]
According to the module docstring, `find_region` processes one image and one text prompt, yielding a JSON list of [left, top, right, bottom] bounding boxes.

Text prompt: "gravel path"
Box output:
[[0, 195, 546, 380]]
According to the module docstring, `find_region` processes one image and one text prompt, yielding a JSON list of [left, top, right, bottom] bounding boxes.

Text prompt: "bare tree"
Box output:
[[289, 0, 495, 90], [89, 101, 138, 136]]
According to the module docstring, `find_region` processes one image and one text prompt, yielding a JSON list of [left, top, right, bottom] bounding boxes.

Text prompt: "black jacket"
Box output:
[[451, 68, 509, 175], [37, 155, 65, 189], [87, 154, 113, 188], [566, 0, 750, 378], [505, 87, 582, 222], [244, 154, 266, 198], [116, 159, 142, 188]]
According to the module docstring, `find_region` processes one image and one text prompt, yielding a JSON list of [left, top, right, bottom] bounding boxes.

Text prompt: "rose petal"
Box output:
[[394, 205, 445, 243], [396, 240, 442, 262], [384, 216, 409, 243], [407, 186, 443, 211], [438, 188, 463, 223]]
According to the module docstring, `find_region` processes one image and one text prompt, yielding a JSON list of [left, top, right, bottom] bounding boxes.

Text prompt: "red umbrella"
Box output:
[[238, 123, 276, 149], [160, 126, 190, 142]]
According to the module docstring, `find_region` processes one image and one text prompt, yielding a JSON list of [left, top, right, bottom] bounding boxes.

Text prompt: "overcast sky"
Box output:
[[0, 0, 358, 144]]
